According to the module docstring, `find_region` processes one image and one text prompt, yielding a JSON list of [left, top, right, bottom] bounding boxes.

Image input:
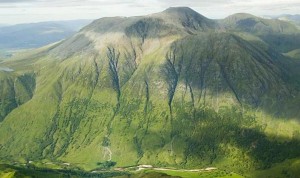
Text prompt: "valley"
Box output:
[[0, 20, 92, 50], [0, 162, 242, 178]]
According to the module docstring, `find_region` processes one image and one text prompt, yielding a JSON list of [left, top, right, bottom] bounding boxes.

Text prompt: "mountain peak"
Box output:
[[162, 6, 206, 19], [164, 7, 196, 13], [80, 6, 217, 41], [153, 6, 217, 32]]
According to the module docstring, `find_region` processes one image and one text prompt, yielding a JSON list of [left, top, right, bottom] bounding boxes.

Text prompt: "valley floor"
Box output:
[[0, 163, 244, 178]]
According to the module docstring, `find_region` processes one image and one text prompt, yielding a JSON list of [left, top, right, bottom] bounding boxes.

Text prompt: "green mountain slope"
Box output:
[[221, 13, 299, 34], [220, 13, 300, 53], [0, 7, 300, 177]]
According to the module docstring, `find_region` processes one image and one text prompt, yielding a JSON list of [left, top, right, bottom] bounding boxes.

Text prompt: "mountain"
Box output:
[[222, 13, 299, 34], [220, 13, 300, 53], [274, 14, 300, 26], [0, 19, 93, 50], [1, 7, 300, 177]]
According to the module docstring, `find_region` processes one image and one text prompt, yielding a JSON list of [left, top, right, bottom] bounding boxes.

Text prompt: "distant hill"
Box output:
[[221, 13, 299, 34], [0, 19, 93, 50], [263, 14, 300, 29], [276, 14, 300, 23], [220, 13, 300, 53]]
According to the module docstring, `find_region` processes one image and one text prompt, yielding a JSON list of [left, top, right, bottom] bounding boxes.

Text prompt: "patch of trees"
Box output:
[[96, 161, 117, 170]]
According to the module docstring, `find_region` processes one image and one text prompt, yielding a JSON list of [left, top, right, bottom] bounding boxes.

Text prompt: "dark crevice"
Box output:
[[103, 47, 122, 148], [144, 79, 150, 113], [163, 49, 183, 115], [217, 60, 242, 105], [107, 46, 121, 106]]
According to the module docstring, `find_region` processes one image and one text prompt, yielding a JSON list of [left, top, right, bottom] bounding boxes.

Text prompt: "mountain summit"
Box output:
[[161, 6, 210, 23], [0, 7, 300, 177], [158, 7, 217, 31]]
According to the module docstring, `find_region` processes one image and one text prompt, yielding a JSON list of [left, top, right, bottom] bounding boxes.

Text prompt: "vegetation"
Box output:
[[0, 164, 128, 178], [144, 169, 243, 178], [96, 161, 117, 170]]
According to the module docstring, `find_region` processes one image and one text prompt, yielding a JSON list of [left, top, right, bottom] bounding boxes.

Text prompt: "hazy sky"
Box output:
[[0, 0, 299, 24]]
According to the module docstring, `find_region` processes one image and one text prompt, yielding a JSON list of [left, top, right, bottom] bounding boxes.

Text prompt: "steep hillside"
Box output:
[[0, 7, 300, 177]]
